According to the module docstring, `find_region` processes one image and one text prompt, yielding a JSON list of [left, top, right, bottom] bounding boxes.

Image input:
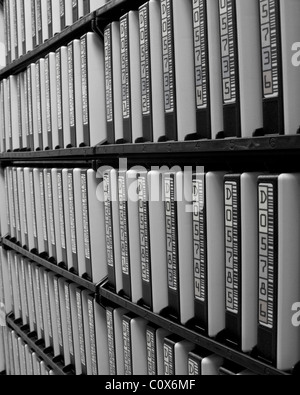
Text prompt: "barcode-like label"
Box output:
[[4, 169, 10, 227], [13, 0, 18, 46], [40, 172, 47, 242], [146, 329, 156, 375], [260, 0, 279, 98], [13, 170, 21, 233], [6, 1, 11, 52], [9, 169, 16, 229], [68, 173, 77, 255], [193, 0, 208, 109], [138, 175, 150, 283], [76, 291, 86, 367], [68, 44, 75, 128], [60, 0, 65, 17], [123, 319, 132, 375], [64, 284, 74, 357], [8, 254, 14, 311], [188, 357, 200, 375], [192, 175, 206, 302], [103, 173, 114, 268], [139, 5, 151, 116], [161, 0, 174, 113], [165, 175, 178, 292], [20, 342, 26, 374], [81, 36, 88, 125], [35, 358, 41, 375], [44, 272, 53, 337], [56, 51, 63, 130], [21, 259, 28, 320], [28, 264, 36, 325], [0, 83, 5, 147], [119, 175, 129, 276], [219, 0, 237, 104], [164, 343, 174, 376], [29, 171, 37, 238], [35, 267, 44, 332], [88, 298, 98, 375], [36, 63, 42, 136], [45, 57, 52, 133], [47, 172, 55, 246], [224, 181, 239, 314], [25, 346, 33, 376], [57, 172, 66, 249], [54, 277, 63, 347], [258, 183, 275, 329], [104, 27, 113, 123], [27, 68, 33, 136], [120, 16, 130, 119], [47, 0, 52, 24], [20, 170, 28, 235], [106, 309, 116, 375], [20, 0, 25, 43], [17, 74, 22, 139], [14, 256, 21, 313], [7, 80, 12, 139], [37, 0, 42, 31], [3, 2, 7, 54], [14, 335, 20, 375], [81, 173, 91, 260], [31, 0, 36, 37], [24, 70, 29, 137]]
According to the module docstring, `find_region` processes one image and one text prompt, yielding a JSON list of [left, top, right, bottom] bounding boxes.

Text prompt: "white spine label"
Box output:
[[88, 298, 98, 375], [165, 176, 178, 292], [68, 44, 75, 128], [224, 181, 239, 314], [258, 183, 274, 329], [193, 0, 207, 108], [146, 329, 156, 375], [76, 291, 86, 367], [161, 0, 174, 113], [219, 0, 237, 104], [123, 319, 132, 375], [104, 27, 113, 123], [138, 175, 150, 283], [68, 173, 77, 255], [139, 6, 151, 116], [81, 173, 90, 260], [81, 37, 88, 125], [259, 0, 279, 98], [164, 343, 174, 376], [57, 172, 66, 249], [120, 17, 130, 119], [106, 309, 116, 375], [192, 176, 206, 302], [47, 172, 55, 246], [119, 175, 129, 276], [103, 173, 114, 268]]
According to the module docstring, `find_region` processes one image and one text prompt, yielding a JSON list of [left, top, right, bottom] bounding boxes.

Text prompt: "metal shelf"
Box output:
[[2, 136, 300, 170], [99, 284, 290, 376], [1, 237, 99, 294], [0, 0, 148, 81], [6, 313, 73, 376], [0, 13, 96, 80]]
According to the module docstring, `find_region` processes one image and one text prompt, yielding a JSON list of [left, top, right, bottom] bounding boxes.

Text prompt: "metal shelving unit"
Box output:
[[99, 284, 290, 376], [0, 0, 299, 377], [1, 237, 99, 294], [6, 314, 73, 376]]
